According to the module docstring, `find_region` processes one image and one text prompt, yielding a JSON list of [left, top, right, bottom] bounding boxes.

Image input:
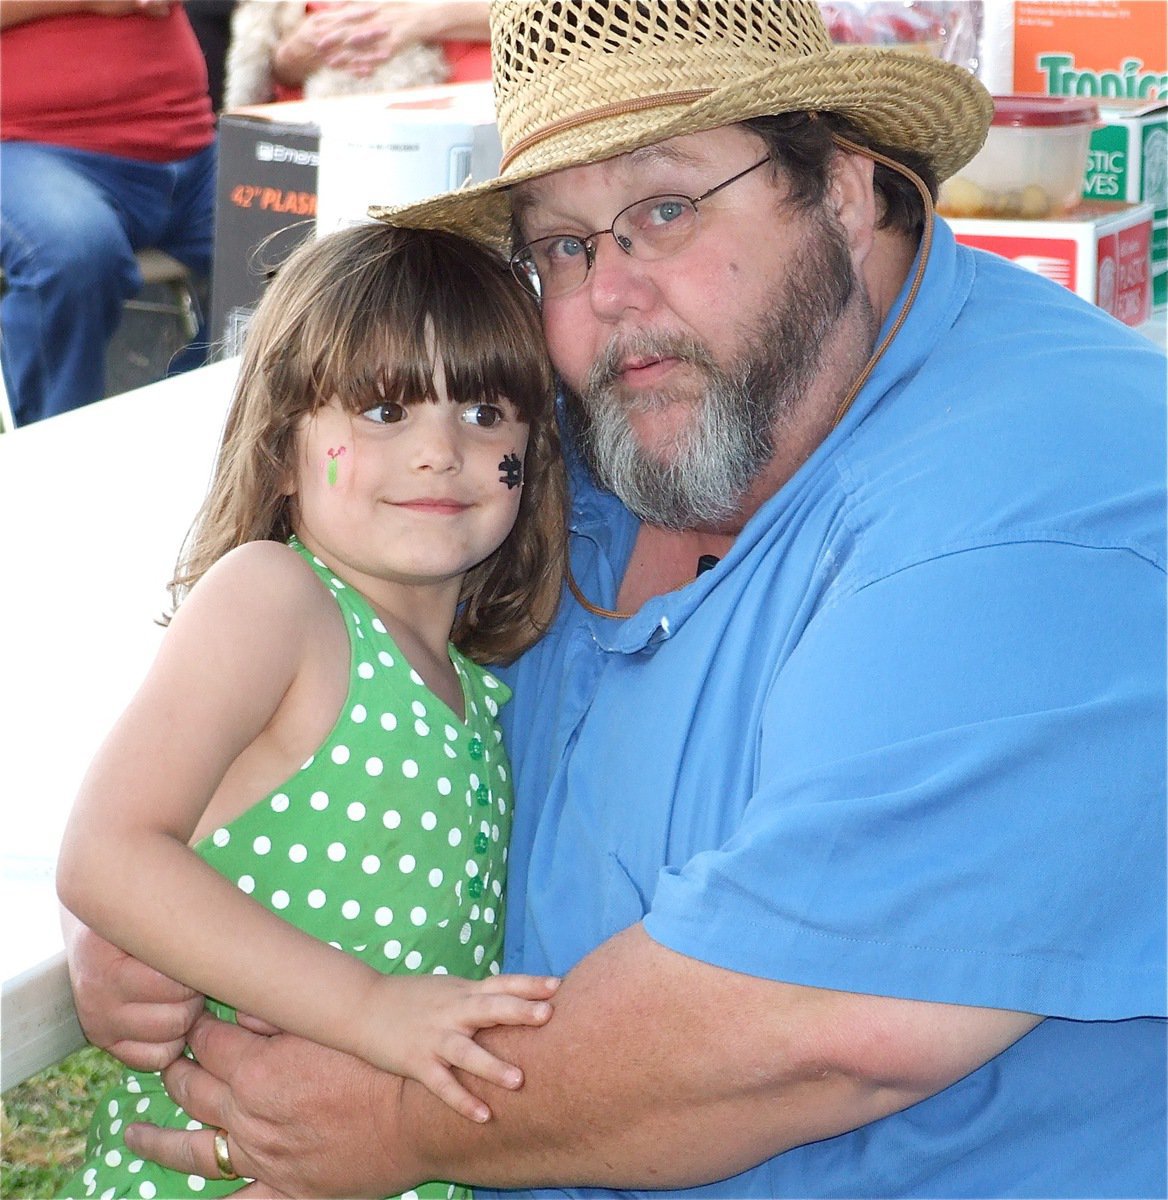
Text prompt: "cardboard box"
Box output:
[[1012, 1, 1166, 99], [947, 201, 1154, 327], [1083, 99, 1166, 311], [209, 110, 319, 359], [208, 83, 499, 359]]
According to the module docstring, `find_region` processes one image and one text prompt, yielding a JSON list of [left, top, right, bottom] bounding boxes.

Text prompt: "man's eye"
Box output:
[[646, 198, 689, 226], [461, 403, 504, 428], [362, 401, 407, 424], [543, 235, 588, 263]]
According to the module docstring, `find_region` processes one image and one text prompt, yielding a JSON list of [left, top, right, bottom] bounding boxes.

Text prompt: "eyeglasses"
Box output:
[[510, 156, 771, 301]]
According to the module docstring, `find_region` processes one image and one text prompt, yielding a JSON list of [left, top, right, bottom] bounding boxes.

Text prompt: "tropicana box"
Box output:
[[208, 81, 500, 359]]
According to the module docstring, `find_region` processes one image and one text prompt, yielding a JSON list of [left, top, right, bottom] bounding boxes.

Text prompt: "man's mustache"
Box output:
[[585, 330, 718, 396]]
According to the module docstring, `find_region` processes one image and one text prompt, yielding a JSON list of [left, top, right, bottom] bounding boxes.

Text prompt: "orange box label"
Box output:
[[1014, 1, 1167, 98]]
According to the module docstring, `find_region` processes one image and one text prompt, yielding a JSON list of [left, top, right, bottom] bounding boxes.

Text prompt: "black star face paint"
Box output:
[[499, 452, 524, 489]]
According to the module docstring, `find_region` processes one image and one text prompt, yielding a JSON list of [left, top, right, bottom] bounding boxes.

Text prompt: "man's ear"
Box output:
[[829, 150, 878, 264]]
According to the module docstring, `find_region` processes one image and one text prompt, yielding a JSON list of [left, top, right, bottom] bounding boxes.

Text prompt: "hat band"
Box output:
[[498, 89, 714, 173]]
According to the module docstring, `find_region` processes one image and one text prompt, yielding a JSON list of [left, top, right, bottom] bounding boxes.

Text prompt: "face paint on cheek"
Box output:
[[498, 452, 523, 489], [326, 446, 347, 486]]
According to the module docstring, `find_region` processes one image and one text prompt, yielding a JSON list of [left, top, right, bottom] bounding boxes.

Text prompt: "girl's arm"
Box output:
[[57, 542, 556, 1122]]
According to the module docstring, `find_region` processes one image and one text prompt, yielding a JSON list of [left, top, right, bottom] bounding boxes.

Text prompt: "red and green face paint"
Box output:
[[326, 446, 346, 486]]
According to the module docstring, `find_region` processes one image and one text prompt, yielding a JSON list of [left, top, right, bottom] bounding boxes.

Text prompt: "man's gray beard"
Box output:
[[563, 213, 856, 530]]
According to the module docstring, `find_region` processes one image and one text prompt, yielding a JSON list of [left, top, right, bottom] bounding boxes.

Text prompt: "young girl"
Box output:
[[56, 221, 568, 1200]]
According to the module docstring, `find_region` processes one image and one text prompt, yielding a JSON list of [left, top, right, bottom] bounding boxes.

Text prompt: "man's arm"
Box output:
[[132, 923, 1039, 1195]]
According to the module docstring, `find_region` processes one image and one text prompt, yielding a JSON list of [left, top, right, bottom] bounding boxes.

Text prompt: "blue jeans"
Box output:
[[0, 139, 216, 426]]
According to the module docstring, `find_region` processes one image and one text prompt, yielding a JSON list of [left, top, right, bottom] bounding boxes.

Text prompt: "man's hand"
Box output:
[[124, 1013, 407, 1199], [62, 911, 204, 1071]]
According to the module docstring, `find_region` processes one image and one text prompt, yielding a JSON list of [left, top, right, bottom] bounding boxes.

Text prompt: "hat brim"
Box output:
[[370, 46, 992, 253]]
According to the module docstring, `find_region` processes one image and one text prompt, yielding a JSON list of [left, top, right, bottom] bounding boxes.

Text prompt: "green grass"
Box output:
[[1, 1047, 121, 1199]]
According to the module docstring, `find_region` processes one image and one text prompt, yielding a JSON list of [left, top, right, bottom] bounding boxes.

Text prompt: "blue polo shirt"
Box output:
[[494, 220, 1167, 1198]]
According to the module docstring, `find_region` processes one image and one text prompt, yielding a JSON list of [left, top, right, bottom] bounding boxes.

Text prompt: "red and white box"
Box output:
[[946, 200, 1154, 328]]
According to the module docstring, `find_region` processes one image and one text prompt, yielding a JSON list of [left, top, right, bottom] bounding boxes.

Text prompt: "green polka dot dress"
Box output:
[[61, 538, 513, 1200]]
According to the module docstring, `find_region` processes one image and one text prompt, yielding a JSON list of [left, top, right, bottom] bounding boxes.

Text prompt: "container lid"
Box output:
[[991, 95, 1100, 127]]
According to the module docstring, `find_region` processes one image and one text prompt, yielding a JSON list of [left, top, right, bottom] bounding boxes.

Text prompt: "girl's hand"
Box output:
[[365, 973, 559, 1122]]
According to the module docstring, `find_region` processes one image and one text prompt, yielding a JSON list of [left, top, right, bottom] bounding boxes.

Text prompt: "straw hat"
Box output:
[[370, 0, 992, 251]]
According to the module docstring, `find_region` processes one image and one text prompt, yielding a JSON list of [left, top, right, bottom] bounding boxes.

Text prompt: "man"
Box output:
[[0, 0, 215, 425], [65, 2, 1166, 1196]]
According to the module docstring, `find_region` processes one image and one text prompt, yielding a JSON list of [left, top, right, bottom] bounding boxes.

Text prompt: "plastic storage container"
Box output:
[[938, 95, 1099, 219]]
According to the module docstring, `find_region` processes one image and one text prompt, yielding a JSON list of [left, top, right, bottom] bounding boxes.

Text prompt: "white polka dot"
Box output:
[[383, 939, 402, 959], [138, 1181, 157, 1197], [135, 1097, 150, 1113], [253, 835, 271, 855], [84, 1168, 97, 1186], [289, 843, 308, 863], [444, 724, 459, 740], [448, 828, 462, 846], [498, 765, 508, 781], [428, 868, 444, 887], [272, 890, 290, 909], [327, 842, 347, 861], [436, 777, 452, 795], [492, 879, 503, 897], [411, 700, 427, 717], [310, 790, 329, 810], [421, 811, 438, 831], [474, 944, 486, 965], [238, 874, 255, 893], [465, 859, 480, 877], [485, 696, 499, 716], [110, 1119, 123, 1135], [108, 1099, 119, 1116], [331, 745, 351, 765], [399, 853, 416, 873], [380, 711, 398, 731], [358, 662, 375, 679], [410, 906, 427, 926], [378, 649, 394, 666], [383, 809, 402, 830], [102, 1189, 116, 1199], [308, 888, 327, 908], [347, 801, 366, 821], [271, 793, 290, 812], [362, 854, 380, 874], [405, 950, 423, 969], [342, 899, 360, 919], [459, 922, 472, 944], [402, 1190, 420, 1200], [350, 704, 367, 723], [374, 906, 393, 925], [365, 757, 384, 776], [187, 1176, 206, 1191], [444, 744, 457, 759], [402, 759, 419, 778], [212, 828, 229, 847], [104, 1150, 122, 1168], [372, 618, 387, 634], [484, 906, 496, 923], [126, 1078, 142, 1094], [484, 674, 499, 689], [414, 719, 430, 736]]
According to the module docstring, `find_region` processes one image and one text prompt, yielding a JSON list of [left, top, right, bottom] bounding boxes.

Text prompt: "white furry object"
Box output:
[[224, 2, 447, 109]]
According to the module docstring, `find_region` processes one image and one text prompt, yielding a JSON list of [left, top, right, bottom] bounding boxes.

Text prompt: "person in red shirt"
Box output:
[[0, 0, 217, 426]]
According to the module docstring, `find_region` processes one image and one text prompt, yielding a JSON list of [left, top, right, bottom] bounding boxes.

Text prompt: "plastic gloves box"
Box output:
[[1083, 99, 1167, 310], [209, 83, 499, 359], [946, 201, 1153, 328]]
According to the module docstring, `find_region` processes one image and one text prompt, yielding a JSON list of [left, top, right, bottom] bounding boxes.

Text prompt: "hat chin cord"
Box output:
[[566, 132, 936, 621]]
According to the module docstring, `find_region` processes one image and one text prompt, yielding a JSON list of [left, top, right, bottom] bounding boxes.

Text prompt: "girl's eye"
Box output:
[[362, 401, 407, 424], [461, 402, 505, 429]]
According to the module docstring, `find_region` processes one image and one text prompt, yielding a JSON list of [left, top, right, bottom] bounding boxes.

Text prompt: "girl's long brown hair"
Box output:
[[171, 223, 567, 664]]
